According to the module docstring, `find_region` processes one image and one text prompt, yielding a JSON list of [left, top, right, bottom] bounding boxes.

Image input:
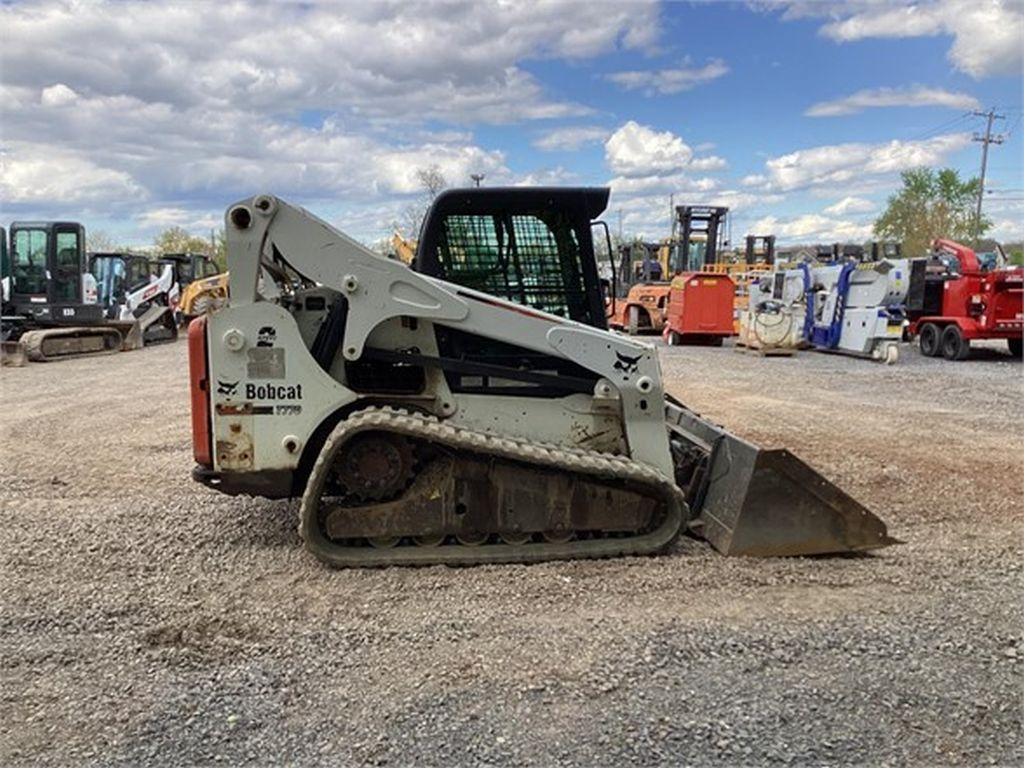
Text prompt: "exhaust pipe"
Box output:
[[665, 398, 898, 556]]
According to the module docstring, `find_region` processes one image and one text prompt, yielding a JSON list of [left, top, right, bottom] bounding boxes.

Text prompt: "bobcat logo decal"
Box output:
[[217, 379, 239, 396], [613, 352, 643, 374]]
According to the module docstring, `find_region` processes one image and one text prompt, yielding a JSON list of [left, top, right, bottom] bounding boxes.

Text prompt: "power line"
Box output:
[[971, 108, 1006, 241], [907, 111, 973, 142]]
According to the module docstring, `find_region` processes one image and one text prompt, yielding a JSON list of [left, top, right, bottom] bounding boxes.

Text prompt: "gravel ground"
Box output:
[[1, 337, 1021, 767]]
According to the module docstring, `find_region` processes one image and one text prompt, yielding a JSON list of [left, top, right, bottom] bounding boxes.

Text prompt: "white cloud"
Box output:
[[806, 85, 980, 117], [40, 83, 78, 107], [512, 167, 578, 187], [2, 2, 660, 122], [605, 121, 694, 178], [751, 133, 971, 193], [0, 0, 661, 240], [607, 58, 729, 95], [752, 213, 873, 243], [609, 173, 719, 197], [690, 155, 728, 172], [780, 0, 1023, 79], [0, 141, 145, 204], [534, 126, 610, 152], [823, 196, 876, 216], [135, 207, 222, 230]]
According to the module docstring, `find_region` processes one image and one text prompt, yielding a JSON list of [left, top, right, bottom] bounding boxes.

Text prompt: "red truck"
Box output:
[[907, 239, 1023, 360]]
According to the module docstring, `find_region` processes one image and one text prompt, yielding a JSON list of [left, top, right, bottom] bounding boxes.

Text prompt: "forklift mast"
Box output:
[[673, 205, 729, 273], [744, 235, 776, 266]]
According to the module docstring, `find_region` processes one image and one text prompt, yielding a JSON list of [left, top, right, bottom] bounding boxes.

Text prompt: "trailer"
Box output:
[[907, 239, 1023, 360]]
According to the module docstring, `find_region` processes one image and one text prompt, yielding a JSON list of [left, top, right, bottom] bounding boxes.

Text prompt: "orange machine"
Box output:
[[663, 205, 736, 345], [607, 241, 671, 334]]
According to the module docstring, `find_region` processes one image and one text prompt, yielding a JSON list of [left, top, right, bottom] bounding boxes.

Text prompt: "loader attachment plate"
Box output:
[[666, 398, 898, 556]]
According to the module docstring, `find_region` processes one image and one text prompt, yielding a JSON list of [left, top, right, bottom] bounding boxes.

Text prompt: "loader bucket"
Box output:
[[1, 340, 27, 367], [693, 433, 898, 556], [666, 398, 897, 556]]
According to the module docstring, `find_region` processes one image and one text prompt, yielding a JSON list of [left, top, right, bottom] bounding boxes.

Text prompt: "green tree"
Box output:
[[873, 168, 989, 256]]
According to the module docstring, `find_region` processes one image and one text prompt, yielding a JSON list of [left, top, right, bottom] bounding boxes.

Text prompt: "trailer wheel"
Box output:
[[918, 323, 941, 357], [1008, 337, 1023, 358], [627, 305, 640, 335], [666, 330, 682, 346], [941, 325, 970, 361]]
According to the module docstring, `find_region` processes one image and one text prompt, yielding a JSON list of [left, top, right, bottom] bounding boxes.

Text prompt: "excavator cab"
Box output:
[[4, 222, 103, 326]]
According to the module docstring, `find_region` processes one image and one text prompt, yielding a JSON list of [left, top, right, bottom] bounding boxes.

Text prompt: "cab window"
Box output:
[[54, 231, 81, 300], [436, 212, 589, 322], [126, 258, 152, 291], [12, 229, 49, 295]]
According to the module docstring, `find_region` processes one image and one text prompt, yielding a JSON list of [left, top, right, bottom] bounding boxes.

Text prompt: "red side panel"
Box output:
[[188, 316, 212, 467], [666, 272, 736, 336]]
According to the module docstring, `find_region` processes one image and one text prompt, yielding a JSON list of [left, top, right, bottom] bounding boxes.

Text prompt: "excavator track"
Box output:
[[300, 407, 687, 567], [21, 327, 124, 362]]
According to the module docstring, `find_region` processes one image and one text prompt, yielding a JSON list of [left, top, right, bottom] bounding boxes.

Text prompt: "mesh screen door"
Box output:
[[438, 212, 588, 321]]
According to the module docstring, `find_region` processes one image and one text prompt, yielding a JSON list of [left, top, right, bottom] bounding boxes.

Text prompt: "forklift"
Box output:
[[606, 241, 670, 335], [1, 221, 122, 362], [663, 205, 736, 345]]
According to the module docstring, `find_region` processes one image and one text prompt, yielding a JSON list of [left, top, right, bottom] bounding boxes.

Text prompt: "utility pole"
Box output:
[[470, 173, 485, 187], [972, 108, 1005, 243]]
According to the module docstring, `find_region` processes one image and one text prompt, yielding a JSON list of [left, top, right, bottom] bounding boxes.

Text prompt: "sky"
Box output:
[[1, 0, 1022, 248]]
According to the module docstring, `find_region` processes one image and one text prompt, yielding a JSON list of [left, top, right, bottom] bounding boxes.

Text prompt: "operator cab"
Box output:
[[159, 252, 219, 290], [90, 252, 154, 317], [413, 187, 610, 330], [3, 222, 103, 325]]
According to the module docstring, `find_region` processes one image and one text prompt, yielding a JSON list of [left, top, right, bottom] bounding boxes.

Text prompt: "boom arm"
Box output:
[[224, 195, 673, 475]]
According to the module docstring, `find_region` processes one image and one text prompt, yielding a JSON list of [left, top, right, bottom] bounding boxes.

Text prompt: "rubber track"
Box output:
[[21, 328, 123, 362], [299, 407, 687, 567]]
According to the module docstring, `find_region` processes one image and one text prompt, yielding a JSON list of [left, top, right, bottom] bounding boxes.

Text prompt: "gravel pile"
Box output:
[[1, 339, 1021, 766]]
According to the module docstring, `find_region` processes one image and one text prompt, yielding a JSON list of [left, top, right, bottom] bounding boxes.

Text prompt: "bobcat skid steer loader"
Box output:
[[188, 194, 896, 567]]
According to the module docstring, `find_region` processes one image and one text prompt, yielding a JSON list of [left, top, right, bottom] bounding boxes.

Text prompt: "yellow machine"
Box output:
[[158, 252, 229, 320], [391, 233, 417, 265], [180, 272, 229, 318]]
